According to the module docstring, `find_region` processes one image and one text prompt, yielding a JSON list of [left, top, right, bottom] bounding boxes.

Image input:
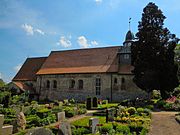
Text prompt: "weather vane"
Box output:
[[129, 17, 131, 30]]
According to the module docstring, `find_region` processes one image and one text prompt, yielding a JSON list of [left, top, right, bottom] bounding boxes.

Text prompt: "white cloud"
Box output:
[[57, 36, 72, 48], [91, 40, 98, 46], [77, 36, 90, 48], [21, 24, 34, 35], [95, 0, 103, 4], [34, 29, 45, 35], [21, 23, 45, 35], [14, 64, 22, 72]]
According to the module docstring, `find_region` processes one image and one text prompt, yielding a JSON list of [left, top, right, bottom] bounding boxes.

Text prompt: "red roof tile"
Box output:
[[13, 57, 47, 81], [118, 65, 134, 74], [13, 81, 34, 92], [37, 46, 120, 75]]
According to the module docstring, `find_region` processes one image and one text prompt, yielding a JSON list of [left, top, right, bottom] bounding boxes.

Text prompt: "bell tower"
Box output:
[[119, 18, 134, 65]]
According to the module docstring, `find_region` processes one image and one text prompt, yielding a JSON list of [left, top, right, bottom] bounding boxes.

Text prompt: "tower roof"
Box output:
[[125, 30, 134, 41]]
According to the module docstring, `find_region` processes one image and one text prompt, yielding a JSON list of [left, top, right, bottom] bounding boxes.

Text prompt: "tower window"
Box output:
[[53, 80, 57, 88], [78, 80, 83, 89], [46, 80, 50, 88], [96, 78, 101, 95], [69, 79, 75, 89]]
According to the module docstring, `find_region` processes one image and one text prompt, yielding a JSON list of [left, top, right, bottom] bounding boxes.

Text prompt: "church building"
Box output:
[[11, 30, 146, 102]]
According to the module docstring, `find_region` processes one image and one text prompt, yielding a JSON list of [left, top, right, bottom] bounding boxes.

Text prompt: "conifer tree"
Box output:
[[131, 2, 179, 99]]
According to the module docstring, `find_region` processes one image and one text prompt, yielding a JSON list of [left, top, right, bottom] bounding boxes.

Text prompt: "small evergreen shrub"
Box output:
[[100, 124, 113, 134], [137, 108, 144, 114], [72, 127, 91, 135], [64, 107, 75, 117], [127, 107, 136, 115], [116, 124, 130, 134]]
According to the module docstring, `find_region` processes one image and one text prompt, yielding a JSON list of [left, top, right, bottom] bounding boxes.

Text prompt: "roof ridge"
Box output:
[[51, 45, 121, 53]]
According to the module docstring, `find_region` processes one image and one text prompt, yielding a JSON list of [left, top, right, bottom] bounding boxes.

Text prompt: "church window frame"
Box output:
[[96, 78, 101, 95], [78, 80, 84, 90], [46, 80, 50, 89], [53, 80, 57, 89], [69, 79, 75, 89]]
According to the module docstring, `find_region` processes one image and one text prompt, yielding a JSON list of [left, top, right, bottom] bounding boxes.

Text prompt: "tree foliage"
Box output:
[[131, 2, 179, 99]]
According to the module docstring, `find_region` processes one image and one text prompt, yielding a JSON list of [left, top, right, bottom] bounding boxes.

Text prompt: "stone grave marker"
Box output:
[[89, 118, 99, 134], [106, 108, 115, 123], [58, 121, 72, 135], [17, 112, 26, 131], [25, 127, 53, 135], [0, 114, 13, 135], [57, 112, 65, 122]]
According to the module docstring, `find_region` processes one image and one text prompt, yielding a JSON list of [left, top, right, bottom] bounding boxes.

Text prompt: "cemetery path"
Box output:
[[148, 111, 180, 135]]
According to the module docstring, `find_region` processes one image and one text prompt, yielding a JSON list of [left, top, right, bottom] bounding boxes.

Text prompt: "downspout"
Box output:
[[110, 74, 113, 102]]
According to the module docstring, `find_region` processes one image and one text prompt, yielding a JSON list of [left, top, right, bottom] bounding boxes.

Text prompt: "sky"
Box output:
[[0, 0, 180, 82]]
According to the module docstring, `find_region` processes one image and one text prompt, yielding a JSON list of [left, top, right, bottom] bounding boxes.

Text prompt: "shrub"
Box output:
[[31, 100, 38, 105], [157, 100, 166, 108], [78, 108, 87, 115], [40, 113, 56, 126], [37, 108, 50, 118], [72, 127, 91, 135], [69, 98, 76, 104], [145, 105, 154, 110], [163, 102, 173, 110], [52, 106, 63, 114], [137, 108, 144, 115], [127, 107, 136, 115], [26, 115, 41, 128], [140, 127, 148, 135], [116, 124, 130, 134], [99, 124, 113, 134], [64, 107, 75, 117]]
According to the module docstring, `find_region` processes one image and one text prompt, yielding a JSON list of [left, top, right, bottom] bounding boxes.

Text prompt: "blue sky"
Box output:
[[0, 0, 180, 82]]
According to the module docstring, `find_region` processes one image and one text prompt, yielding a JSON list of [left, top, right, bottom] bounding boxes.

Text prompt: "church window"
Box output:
[[121, 77, 126, 90], [46, 80, 50, 88], [53, 80, 57, 88], [69, 79, 75, 89], [96, 78, 101, 95], [114, 78, 117, 84], [78, 80, 83, 89]]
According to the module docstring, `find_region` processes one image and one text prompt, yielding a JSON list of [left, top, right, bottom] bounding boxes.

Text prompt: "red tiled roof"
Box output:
[[37, 46, 120, 75], [13, 57, 47, 81], [13, 81, 34, 92], [118, 65, 134, 74]]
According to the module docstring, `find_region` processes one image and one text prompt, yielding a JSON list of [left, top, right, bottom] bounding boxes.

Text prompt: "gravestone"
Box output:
[[17, 112, 26, 131], [57, 112, 65, 122], [58, 121, 72, 135], [0, 114, 13, 135], [25, 127, 53, 135], [106, 109, 115, 123], [89, 118, 99, 134], [92, 97, 98, 107]]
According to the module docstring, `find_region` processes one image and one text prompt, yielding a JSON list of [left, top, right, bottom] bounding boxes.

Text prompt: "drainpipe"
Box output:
[[110, 74, 113, 102]]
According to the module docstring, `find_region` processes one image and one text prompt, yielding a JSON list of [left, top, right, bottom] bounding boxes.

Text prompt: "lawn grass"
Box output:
[[71, 116, 106, 127]]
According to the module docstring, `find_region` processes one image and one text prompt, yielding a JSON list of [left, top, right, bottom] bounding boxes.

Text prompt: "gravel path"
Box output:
[[148, 111, 180, 135]]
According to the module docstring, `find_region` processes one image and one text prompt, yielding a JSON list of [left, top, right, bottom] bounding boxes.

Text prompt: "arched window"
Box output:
[[78, 80, 83, 89], [114, 78, 117, 84], [46, 80, 50, 88], [69, 79, 75, 89], [53, 80, 57, 88], [121, 77, 126, 90]]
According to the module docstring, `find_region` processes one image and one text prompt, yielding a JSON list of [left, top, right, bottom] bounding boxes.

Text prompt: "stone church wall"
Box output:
[[36, 73, 147, 102]]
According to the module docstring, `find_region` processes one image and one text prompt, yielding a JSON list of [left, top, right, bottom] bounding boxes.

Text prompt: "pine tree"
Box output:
[[131, 2, 179, 99]]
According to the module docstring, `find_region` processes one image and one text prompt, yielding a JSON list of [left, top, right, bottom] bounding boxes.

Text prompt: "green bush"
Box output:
[[140, 127, 148, 135], [72, 127, 91, 135], [78, 108, 87, 115], [145, 105, 154, 110], [127, 107, 136, 115], [64, 107, 75, 117], [116, 124, 131, 134], [52, 106, 63, 114], [26, 115, 41, 128], [37, 108, 50, 118], [157, 100, 166, 108], [69, 98, 76, 104], [100, 124, 113, 134], [40, 113, 56, 126], [137, 108, 144, 114], [163, 103, 173, 110]]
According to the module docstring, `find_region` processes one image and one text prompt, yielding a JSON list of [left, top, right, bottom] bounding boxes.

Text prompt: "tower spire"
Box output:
[[129, 17, 131, 30]]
